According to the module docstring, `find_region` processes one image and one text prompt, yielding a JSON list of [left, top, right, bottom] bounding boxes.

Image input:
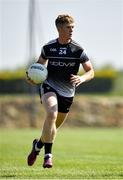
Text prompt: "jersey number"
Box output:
[[59, 49, 66, 55]]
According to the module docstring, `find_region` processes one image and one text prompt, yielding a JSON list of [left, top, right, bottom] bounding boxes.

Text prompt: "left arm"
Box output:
[[70, 60, 94, 87]]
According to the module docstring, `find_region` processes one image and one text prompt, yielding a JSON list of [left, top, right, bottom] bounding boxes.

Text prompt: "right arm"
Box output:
[[37, 54, 48, 65]]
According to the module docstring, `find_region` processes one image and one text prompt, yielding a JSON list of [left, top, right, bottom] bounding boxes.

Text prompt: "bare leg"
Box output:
[[41, 92, 58, 143], [27, 92, 69, 167], [56, 112, 68, 129]]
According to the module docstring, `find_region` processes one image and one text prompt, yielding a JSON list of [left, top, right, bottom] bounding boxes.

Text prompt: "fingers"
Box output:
[[26, 71, 36, 85], [70, 74, 85, 87], [70, 74, 80, 85]]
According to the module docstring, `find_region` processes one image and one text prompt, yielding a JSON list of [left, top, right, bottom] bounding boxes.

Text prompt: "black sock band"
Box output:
[[44, 143, 53, 154]]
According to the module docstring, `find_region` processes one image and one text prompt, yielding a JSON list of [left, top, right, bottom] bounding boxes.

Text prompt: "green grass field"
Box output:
[[0, 128, 123, 179]]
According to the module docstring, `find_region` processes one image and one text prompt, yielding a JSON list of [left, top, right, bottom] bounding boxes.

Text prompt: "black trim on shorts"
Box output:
[[39, 83, 73, 113]]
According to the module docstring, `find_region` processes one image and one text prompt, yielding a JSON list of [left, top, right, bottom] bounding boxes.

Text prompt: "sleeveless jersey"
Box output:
[[41, 38, 89, 97]]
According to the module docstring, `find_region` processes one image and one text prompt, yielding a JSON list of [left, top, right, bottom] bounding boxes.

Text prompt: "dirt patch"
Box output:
[[0, 95, 123, 128]]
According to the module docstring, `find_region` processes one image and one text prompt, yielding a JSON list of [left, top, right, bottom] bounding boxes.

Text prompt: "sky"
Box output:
[[0, 0, 123, 70]]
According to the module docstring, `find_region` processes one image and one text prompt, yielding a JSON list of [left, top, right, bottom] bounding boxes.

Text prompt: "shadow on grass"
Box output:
[[0, 175, 16, 178]]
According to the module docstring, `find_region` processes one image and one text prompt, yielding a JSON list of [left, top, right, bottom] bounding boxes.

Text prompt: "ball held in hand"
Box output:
[[27, 63, 48, 84]]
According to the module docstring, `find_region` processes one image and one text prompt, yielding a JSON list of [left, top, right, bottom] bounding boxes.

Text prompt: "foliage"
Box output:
[[0, 69, 26, 80], [111, 71, 123, 96], [0, 68, 117, 80], [94, 69, 117, 78]]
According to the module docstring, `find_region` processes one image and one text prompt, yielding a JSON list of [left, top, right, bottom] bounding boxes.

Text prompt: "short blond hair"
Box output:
[[55, 14, 74, 28]]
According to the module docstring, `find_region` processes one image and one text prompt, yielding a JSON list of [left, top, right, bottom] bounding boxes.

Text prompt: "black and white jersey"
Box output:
[[41, 38, 89, 97]]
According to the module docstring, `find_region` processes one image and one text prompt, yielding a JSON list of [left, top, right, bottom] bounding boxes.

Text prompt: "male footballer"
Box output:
[[27, 14, 94, 168]]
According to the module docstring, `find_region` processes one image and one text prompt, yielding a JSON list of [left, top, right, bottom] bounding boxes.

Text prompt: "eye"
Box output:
[[67, 26, 74, 29]]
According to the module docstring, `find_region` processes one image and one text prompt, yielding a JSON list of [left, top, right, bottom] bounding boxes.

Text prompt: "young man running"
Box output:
[[27, 14, 94, 168]]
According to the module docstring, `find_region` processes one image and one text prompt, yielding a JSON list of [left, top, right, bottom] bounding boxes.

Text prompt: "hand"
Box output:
[[26, 71, 36, 85], [70, 74, 86, 87]]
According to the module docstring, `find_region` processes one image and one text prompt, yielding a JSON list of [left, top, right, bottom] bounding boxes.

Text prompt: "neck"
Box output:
[[58, 37, 71, 44]]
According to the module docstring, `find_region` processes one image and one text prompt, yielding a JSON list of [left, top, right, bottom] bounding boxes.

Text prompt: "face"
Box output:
[[58, 23, 74, 40]]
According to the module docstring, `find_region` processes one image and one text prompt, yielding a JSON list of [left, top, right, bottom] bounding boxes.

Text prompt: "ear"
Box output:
[[56, 24, 63, 32]]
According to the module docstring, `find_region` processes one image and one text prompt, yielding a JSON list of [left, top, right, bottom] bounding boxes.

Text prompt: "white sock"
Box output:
[[44, 153, 52, 158]]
